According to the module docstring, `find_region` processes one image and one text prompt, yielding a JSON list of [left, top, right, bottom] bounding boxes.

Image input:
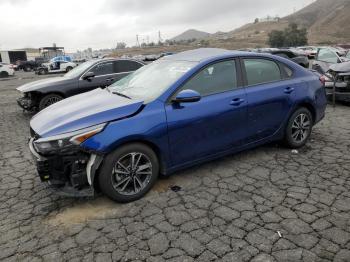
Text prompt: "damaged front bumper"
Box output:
[[28, 138, 103, 197], [17, 92, 37, 111], [325, 81, 350, 102]]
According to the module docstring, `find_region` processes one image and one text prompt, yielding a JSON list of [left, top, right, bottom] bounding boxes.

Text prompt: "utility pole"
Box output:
[[158, 31, 163, 43], [136, 35, 140, 47]]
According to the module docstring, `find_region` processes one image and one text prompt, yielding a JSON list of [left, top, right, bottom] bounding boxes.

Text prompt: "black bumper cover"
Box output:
[[29, 139, 100, 197]]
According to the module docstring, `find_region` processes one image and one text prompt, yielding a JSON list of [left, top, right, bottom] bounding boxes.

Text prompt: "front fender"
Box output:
[[81, 100, 171, 171]]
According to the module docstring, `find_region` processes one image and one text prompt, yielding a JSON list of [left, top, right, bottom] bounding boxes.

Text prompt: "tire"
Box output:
[[66, 66, 73, 72], [38, 94, 63, 110], [98, 143, 159, 203], [284, 107, 313, 148], [0, 71, 9, 78], [24, 66, 32, 72], [38, 69, 46, 75]]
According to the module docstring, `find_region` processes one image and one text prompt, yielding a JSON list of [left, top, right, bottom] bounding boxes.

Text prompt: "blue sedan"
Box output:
[[29, 48, 327, 202]]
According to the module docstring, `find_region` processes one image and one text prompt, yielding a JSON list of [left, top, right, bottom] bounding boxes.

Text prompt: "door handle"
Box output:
[[284, 87, 295, 94], [230, 98, 245, 106], [106, 78, 114, 82]]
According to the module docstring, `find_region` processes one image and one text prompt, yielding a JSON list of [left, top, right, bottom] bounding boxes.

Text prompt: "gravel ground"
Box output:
[[0, 72, 350, 262]]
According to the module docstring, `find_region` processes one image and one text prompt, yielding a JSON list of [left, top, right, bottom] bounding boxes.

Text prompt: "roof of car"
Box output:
[[162, 48, 251, 62]]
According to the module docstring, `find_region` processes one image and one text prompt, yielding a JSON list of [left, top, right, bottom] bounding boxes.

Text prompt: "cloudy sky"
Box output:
[[0, 0, 314, 52]]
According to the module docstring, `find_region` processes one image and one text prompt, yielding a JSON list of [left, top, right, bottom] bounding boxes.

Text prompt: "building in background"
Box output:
[[0, 50, 27, 64]]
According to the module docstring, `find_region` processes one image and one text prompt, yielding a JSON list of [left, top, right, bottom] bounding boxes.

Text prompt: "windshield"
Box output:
[[64, 60, 97, 78], [108, 60, 197, 102]]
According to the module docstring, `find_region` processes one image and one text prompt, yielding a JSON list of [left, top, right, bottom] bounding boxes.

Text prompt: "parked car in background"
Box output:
[[312, 47, 350, 74], [27, 48, 327, 202], [35, 58, 77, 75], [323, 61, 350, 103], [51, 56, 73, 62], [0, 63, 15, 78], [17, 58, 145, 111], [296, 46, 318, 59], [17, 60, 42, 72], [259, 48, 310, 68]]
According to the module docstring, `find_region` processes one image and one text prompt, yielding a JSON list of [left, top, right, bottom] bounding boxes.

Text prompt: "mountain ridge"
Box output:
[[171, 0, 350, 45]]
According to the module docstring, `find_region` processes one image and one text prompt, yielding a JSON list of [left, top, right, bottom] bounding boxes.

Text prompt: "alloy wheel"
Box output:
[[111, 152, 152, 196], [291, 113, 311, 143], [44, 96, 61, 107]]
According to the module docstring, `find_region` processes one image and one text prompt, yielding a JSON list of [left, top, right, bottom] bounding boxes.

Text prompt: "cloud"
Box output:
[[0, 0, 313, 50]]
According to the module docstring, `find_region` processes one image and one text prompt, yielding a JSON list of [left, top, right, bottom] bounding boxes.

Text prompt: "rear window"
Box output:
[[244, 59, 281, 86], [115, 60, 143, 73], [317, 49, 338, 63]]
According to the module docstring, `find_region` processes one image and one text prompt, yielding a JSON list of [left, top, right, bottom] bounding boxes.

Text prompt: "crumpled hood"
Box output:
[[16, 77, 69, 92], [30, 88, 144, 138], [329, 61, 350, 73]]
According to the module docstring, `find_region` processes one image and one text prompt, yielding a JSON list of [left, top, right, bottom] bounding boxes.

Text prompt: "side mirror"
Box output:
[[82, 71, 95, 80], [172, 89, 201, 103]]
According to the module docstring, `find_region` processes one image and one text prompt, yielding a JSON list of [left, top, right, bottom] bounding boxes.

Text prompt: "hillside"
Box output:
[[287, 0, 350, 43], [171, 0, 350, 47], [224, 0, 350, 45], [171, 29, 210, 41]]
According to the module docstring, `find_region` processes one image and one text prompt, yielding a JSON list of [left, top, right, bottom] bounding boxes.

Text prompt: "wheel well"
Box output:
[[119, 140, 164, 173], [40, 92, 66, 99], [297, 102, 316, 123], [92, 140, 166, 192]]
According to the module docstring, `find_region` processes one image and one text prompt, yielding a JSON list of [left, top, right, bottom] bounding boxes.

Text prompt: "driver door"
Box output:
[[77, 61, 115, 95]]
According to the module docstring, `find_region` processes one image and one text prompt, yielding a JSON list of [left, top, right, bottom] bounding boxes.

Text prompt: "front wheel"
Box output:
[[38, 68, 46, 75], [284, 107, 313, 148], [38, 94, 63, 110], [66, 66, 73, 72], [98, 143, 159, 203]]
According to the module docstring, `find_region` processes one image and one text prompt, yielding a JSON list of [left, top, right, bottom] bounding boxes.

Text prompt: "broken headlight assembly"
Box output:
[[33, 123, 106, 155]]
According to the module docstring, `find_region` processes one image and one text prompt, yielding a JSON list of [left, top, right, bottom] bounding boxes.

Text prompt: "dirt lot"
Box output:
[[0, 71, 350, 261]]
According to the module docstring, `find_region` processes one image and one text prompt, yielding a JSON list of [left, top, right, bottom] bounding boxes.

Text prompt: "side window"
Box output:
[[179, 60, 238, 96], [89, 62, 113, 76], [115, 60, 143, 73], [243, 59, 281, 86], [280, 64, 293, 79], [317, 49, 338, 63]]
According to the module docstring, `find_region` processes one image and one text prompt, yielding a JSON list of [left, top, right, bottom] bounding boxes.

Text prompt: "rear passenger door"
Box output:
[[241, 58, 296, 143], [112, 60, 144, 84]]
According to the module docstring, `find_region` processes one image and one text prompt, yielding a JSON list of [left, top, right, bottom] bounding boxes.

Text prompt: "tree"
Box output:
[[268, 23, 308, 47], [268, 30, 285, 47], [116, 42, 126, 49]]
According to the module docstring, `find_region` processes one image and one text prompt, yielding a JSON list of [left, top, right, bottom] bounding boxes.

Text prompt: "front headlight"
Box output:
[[33, 124, 106, 154]]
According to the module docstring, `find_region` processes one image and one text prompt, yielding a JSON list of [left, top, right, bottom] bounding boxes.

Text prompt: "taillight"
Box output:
[[9, 64, 14, 69], [319, 75, 326, 86]]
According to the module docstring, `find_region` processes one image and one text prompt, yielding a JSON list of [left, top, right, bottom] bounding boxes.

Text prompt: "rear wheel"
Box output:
[[38, 94, 63, 110], [24, 66, 32, 72], [284, 107, 313, 148], [0, 71, 9, 78], [98, 143, 159, 203]]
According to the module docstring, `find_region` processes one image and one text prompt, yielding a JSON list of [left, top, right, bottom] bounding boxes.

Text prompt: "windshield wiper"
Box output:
[[112, 91, 132, 99]]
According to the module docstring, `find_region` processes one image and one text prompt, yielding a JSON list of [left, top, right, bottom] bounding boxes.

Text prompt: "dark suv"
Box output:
[[17, 58, 145, 111]]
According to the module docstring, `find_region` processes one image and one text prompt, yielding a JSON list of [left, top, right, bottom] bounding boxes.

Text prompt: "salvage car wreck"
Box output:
[[28, 49, 327, 203], [324, 61, 350, 103]]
